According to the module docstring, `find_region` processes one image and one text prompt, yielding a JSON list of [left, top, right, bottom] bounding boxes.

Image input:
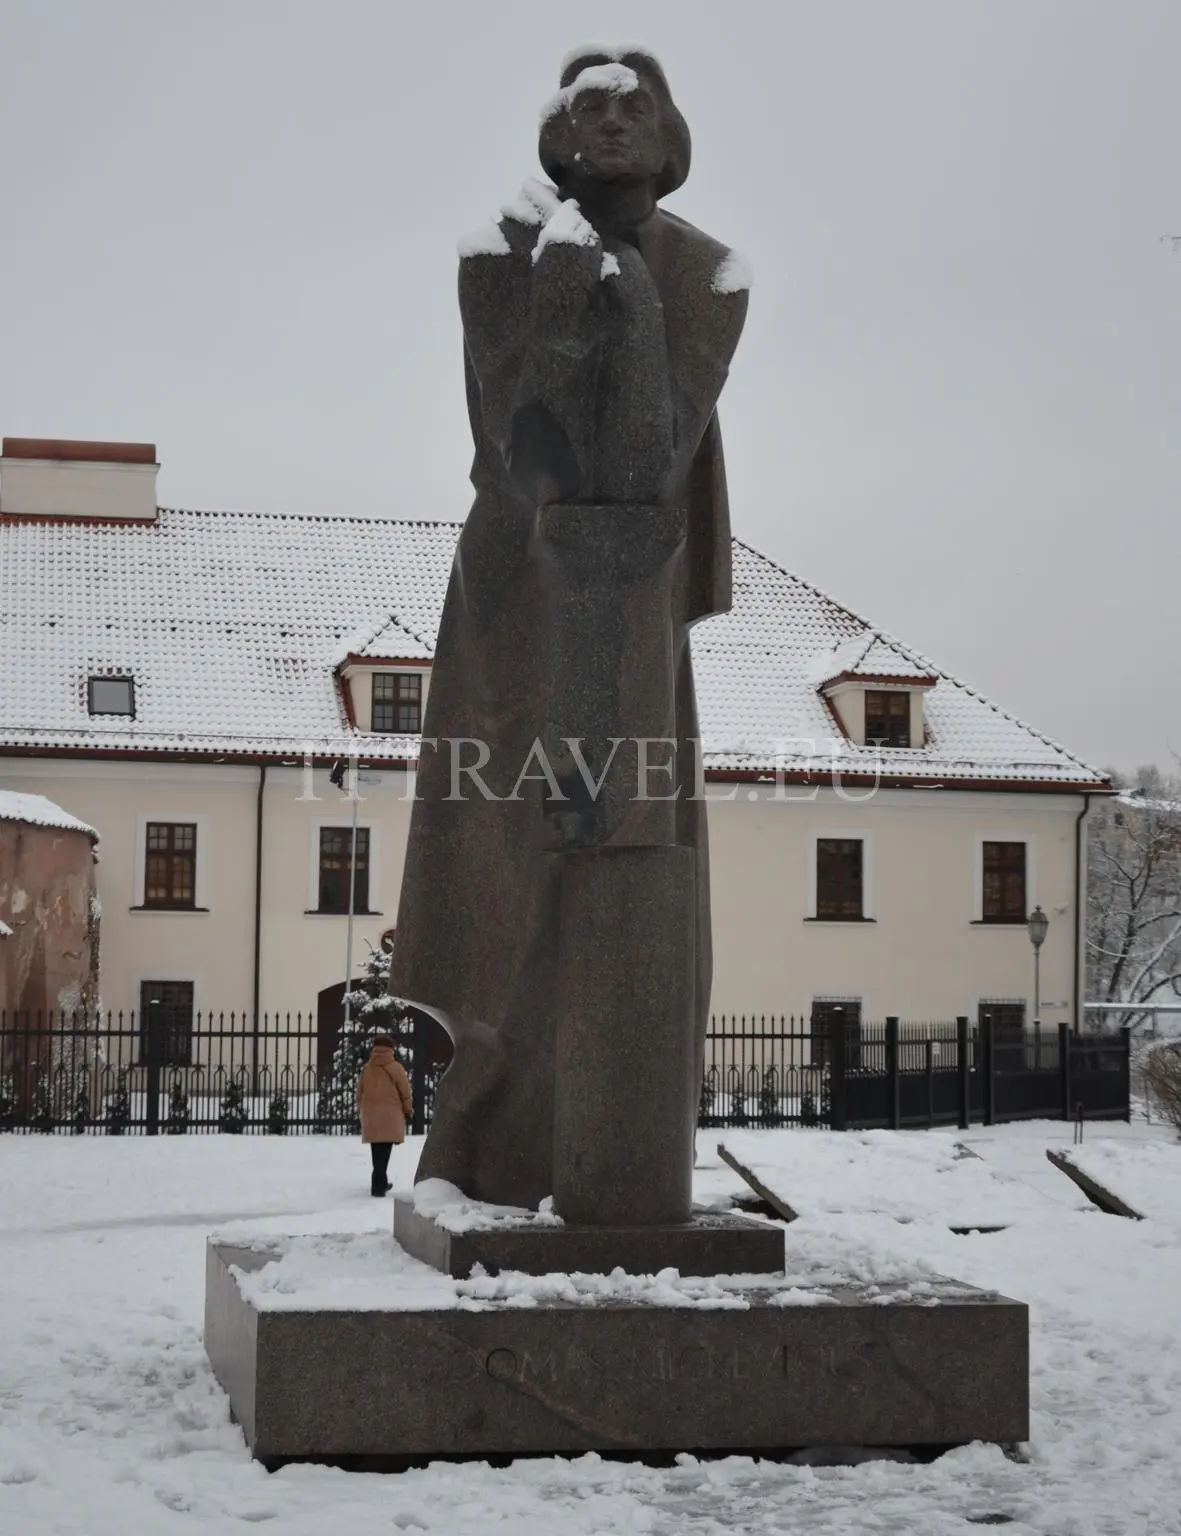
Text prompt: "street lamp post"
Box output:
[[1027, 905, 1049, 1026]]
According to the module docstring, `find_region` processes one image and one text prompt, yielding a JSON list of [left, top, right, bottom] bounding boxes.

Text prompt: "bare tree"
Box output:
[[1141, 1041, 1181, 1134], [1087, 764, 1181, 1028]]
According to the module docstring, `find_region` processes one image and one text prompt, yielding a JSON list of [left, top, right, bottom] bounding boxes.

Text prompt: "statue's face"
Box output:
[[565, 79, 665, 184]]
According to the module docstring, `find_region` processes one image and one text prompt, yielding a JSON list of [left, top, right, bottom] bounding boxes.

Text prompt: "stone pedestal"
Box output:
[[551, 845, 697, 1226], [205, 1240, 1030, 1468], [392, 1196, 784, 1278]]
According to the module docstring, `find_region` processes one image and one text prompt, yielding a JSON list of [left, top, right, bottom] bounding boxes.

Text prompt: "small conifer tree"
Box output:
[[106, 1070, 131, 1135], [164, 1077, 191, 1134], [317, 946, 412, 1132], [267, 1092, 290, 1135], [218, 1076, 248, 1134]]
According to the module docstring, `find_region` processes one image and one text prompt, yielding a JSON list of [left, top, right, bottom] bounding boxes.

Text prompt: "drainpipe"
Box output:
[[251, 763, 267, 1090], [1073, 792, 1091, 1035]]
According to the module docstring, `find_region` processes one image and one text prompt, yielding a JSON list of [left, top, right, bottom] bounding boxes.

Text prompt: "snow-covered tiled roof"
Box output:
[[807, 633, 937, 688], [0, 508, 1106, 787], [0, 789, 97, 838]]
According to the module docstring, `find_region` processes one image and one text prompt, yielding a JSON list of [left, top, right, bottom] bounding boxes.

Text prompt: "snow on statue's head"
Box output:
[[538, 44, 691, 200]]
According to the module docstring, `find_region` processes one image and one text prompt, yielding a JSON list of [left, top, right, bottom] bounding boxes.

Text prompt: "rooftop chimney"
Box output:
[[0, 438, 159, 522]]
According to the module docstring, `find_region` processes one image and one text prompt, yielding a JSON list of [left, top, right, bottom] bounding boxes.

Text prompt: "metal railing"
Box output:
[[0, 1010, 1131, 1135]]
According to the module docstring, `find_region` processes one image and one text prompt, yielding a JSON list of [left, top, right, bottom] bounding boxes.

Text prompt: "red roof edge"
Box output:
[[2, 438, 157, 465], [820, 671, 939, 691], [337, 654, 433, 671], [0, 741, 1116, 791]]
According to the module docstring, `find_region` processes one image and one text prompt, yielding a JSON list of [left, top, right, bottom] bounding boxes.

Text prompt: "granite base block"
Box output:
[[205, 1241, 1030, 1466], [392, 1196, 785, 1278]]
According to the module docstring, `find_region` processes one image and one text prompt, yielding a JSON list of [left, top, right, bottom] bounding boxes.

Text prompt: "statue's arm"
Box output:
[[664, 253, 750, 499], [459, 194, 608, 505]]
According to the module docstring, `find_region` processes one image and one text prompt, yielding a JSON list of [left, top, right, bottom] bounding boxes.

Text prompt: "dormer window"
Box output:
[[864, 690, 909, 748], [88, 675, 135, 716], [372, 672, 422, 733]]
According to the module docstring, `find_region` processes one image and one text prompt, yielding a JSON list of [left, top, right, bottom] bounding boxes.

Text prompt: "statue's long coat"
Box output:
[[389, 199, 747, 1207]]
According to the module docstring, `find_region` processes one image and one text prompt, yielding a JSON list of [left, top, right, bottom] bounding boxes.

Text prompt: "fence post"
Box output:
[[956, 1016, 971, 1129], [1121, 1024, 1132, 1124], [828, 1011, 847, 1131], [1058, 1020, 1071, 1122], [925, 1039, 935, 1128], [982, 1014, 995, 1127], [885, 1017, 900, 1130], [144, 1002, 162, 1136]]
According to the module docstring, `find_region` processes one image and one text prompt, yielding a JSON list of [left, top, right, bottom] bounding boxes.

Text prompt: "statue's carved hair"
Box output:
[[538, 50, 691, 199]]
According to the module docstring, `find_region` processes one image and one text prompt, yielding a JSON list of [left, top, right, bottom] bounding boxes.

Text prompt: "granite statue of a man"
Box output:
[[389, 46, 748, 1211]]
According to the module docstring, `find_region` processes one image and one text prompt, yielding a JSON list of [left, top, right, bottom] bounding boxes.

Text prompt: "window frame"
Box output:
[[312, 821, 378, 915], [974, 836, 1032, 924], [88, 675, 135, 717], [132, 813, 208, 912], [139, 978, 196, 1066], [810, 996, 864, 1070], [807, 830, 874, 921], [863, 688, 910, 749], [977, 998, 1027, 1054], [142, 821, 198, 910], [371, 671, 423, 734]]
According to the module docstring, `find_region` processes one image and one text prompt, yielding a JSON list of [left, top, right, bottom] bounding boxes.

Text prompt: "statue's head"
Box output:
[[539, 46, 691, 199]]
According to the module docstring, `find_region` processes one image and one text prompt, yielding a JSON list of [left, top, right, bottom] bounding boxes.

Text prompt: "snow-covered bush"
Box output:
[[164, 1078, 191, 1134], [267, 1092, 290, 1135], [0, 1072, 16, 1130], [218, 1077, 247, 1134], [105, 1070, 131, 1135], [1142, 1042, 1181, 1135]]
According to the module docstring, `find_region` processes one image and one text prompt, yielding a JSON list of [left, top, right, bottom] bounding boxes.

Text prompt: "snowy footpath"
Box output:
[[2, 1123, 1180, 1535]]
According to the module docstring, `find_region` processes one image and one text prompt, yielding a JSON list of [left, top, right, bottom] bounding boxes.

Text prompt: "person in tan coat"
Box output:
[[356, 1035, 413, 1197]]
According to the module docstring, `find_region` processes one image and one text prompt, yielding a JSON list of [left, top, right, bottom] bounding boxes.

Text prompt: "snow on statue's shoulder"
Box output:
[[600, 251, 621, 279], [532, 197, 599, 263], [457, 219, 512, 259], [541, 62, 640, 124], [712, 250, 754, 295]]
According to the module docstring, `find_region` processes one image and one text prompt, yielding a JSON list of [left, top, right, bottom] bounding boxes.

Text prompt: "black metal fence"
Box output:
[[702, 1015, 1131, 1131], [0, 1010, 447, 1137], [0, 1010, 1130, 1135]]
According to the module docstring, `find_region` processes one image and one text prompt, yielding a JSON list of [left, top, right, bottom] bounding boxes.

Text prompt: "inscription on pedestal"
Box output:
[[477, 1337, 878, 1387]]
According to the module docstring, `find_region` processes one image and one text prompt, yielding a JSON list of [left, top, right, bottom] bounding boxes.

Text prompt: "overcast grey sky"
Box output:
[[2, 0, 1178, 774]]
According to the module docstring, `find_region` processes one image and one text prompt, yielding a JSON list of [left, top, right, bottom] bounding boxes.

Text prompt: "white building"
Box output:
[[0, 438, 1110, 1060]]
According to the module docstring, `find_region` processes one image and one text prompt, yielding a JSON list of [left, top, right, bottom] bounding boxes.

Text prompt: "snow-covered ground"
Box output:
[[710, 1128, 1075, 1227], [1061, 1136, 1181, 1224], [2, 1124, 1180, 1534]]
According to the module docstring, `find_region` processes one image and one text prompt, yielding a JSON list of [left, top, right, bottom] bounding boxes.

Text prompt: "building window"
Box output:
[[88, 676, 135, 716], [811, 998, 863, 1070], [140, 980, 194, 1066], [372, 672, 422, 733], [816, 838, 864, 919], [982, 841, 1026, 922], [144, 822, 197, 909], [864, 690, 909, 748], [979, 1000, 1026, 1055], [318, 826, 370, 913]]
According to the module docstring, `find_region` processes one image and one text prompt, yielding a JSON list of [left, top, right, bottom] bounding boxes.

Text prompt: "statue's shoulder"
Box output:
[[458, 179, 564, 266], [652, 211, 753, 303]]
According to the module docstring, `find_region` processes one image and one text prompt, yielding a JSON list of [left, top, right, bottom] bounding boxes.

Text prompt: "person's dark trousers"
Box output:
[[370, 1142, 393, 1196]]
